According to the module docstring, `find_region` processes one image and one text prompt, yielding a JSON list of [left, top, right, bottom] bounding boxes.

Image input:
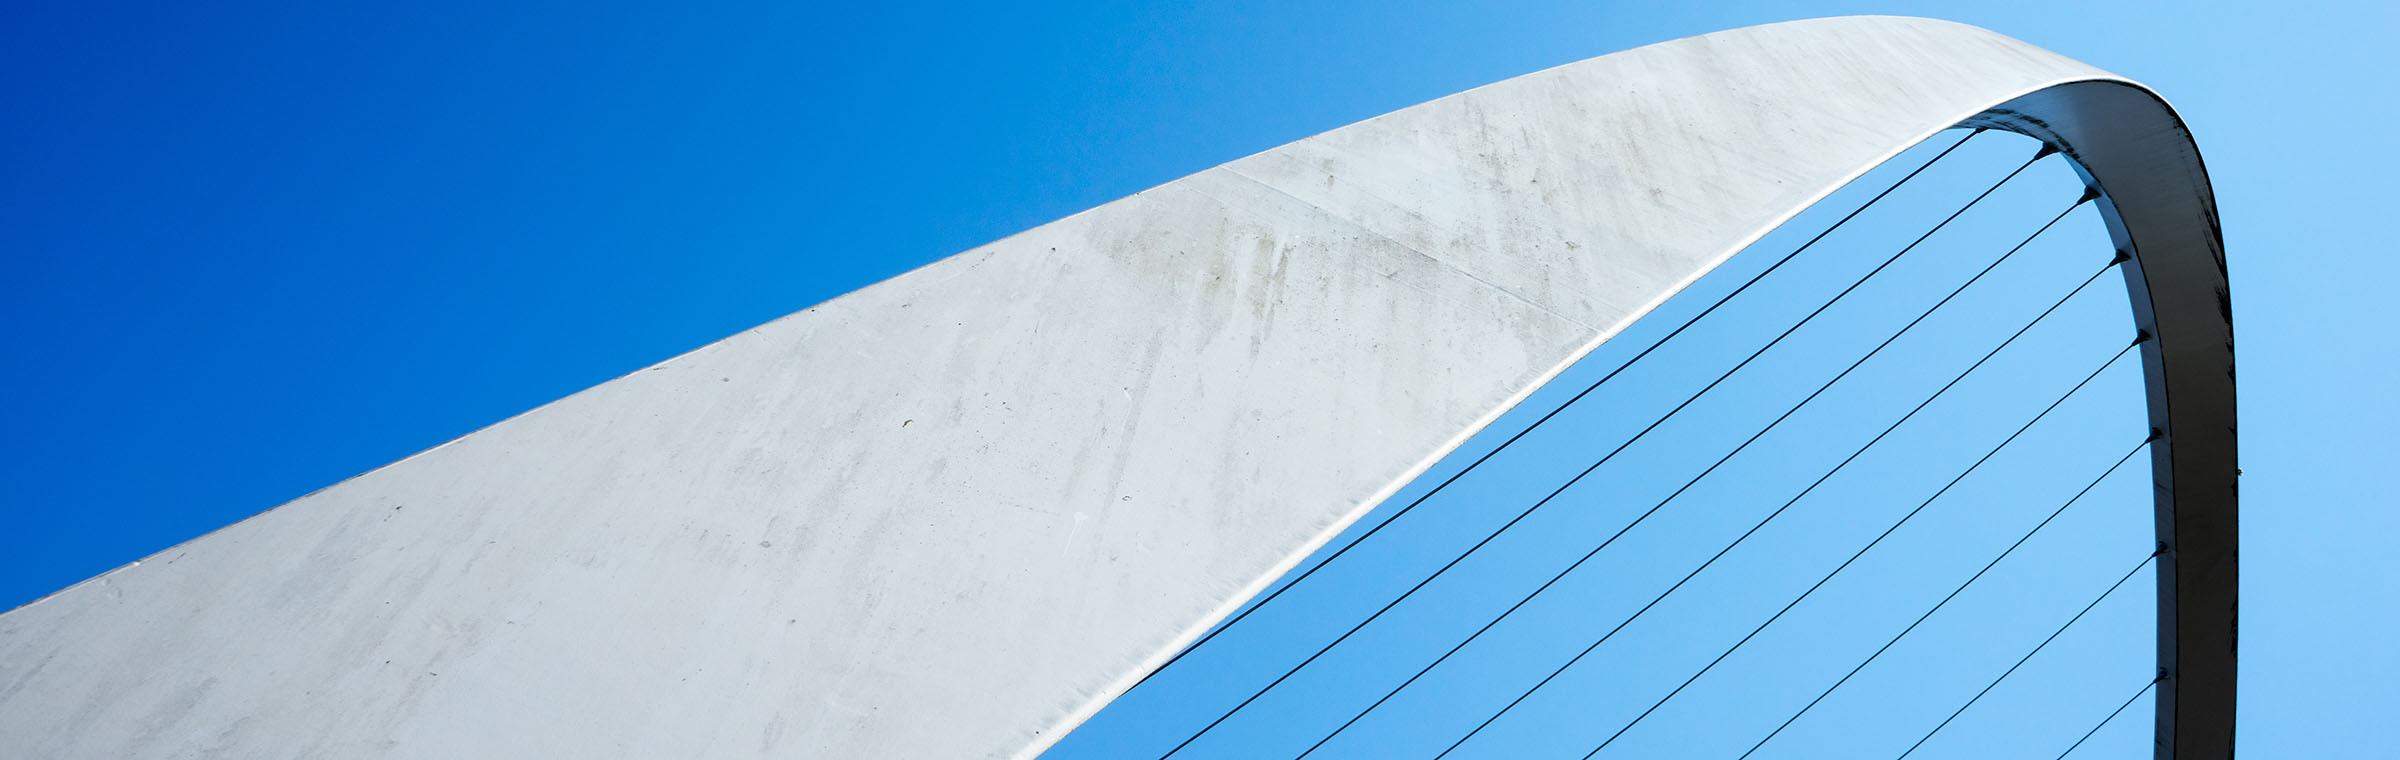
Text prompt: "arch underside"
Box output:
[[0, 16, 2228, 760]]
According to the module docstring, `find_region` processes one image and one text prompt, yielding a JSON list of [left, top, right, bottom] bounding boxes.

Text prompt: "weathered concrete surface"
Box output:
[[0, 16, 2229, 759]]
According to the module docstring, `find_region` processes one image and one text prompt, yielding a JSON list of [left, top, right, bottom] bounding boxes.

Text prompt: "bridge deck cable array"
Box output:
[[1569, 343, 2148, 758], [1892, 548, 2162, 760], [1733, 436, 2157, 759], [1080, 129, 2160, 760], [1445, 325, 2146, 760]]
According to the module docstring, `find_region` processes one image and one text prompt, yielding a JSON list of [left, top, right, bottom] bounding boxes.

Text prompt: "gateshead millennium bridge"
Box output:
[[0, 16, 2230, 760]]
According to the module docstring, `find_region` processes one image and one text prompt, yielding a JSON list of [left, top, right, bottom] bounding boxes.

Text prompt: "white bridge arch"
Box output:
[[0, 15, 2231, 759]]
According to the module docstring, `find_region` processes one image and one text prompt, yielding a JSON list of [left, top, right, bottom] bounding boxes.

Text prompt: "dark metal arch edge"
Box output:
[[1964, 79, 2236, 760]]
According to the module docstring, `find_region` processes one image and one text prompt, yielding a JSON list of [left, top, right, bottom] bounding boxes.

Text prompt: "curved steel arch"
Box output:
[[1965, 82, 2234, 760], [0, 15, 2228, 760]]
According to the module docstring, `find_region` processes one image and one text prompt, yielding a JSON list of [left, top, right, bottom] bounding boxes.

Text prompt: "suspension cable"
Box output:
[[1286, 190, 2097, 760], [1892, 548, 2164, 760], [1434, 271, 2136, 760], [1734, 435, 2155, 759], [1129, 129, 1988, 692], [1153, 138, 2037, 760], [2054, 674, 2163, 759], [1578, 337, 2148, 758]]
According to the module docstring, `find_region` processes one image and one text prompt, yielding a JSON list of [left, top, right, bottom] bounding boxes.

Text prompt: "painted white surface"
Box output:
[[1, 17, 2208, 760]]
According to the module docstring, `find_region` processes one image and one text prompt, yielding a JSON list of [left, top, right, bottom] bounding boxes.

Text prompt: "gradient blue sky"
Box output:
[[3, 1, 2391, 756]]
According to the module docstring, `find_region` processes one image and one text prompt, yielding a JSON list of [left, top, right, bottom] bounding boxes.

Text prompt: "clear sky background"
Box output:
[[2, 1, 2391, 757]]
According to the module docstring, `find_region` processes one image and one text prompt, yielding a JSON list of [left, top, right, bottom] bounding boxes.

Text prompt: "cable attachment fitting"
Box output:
[[2147, 427, 2164, 443], [2035, 143, 2063, 159], [2078, 185, 2103, 204], [2154, 541, 2171, 558], [2111, 249, 2133, 265], [2133, 329, 2154, 345]]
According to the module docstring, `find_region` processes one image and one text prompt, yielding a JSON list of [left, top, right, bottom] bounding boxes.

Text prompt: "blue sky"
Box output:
[[2, 1, 2391, 756]]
